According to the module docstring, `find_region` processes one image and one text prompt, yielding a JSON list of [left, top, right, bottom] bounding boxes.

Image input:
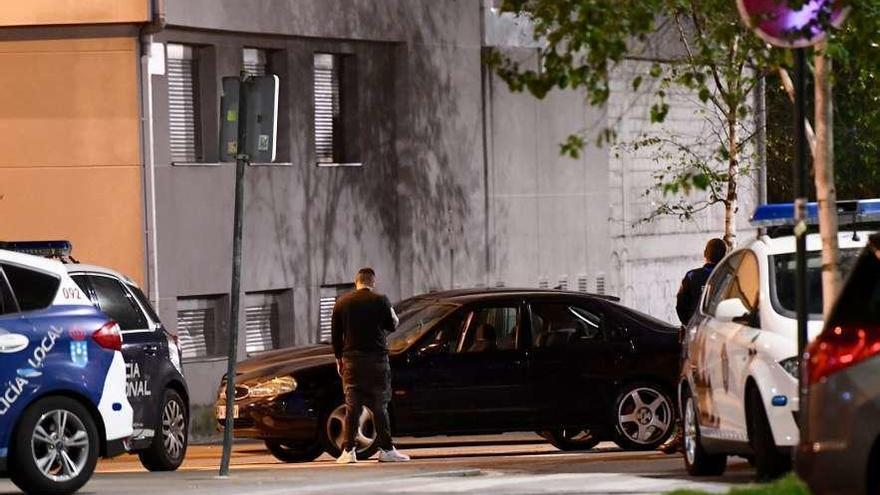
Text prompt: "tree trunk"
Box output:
[[724, 114, 738, 247], [813, 43, 842, 316], [778, 67, 817, 156]]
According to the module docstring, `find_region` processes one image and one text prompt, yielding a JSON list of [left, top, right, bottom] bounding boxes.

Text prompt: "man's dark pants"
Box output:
[[341, 353, 393, 452]]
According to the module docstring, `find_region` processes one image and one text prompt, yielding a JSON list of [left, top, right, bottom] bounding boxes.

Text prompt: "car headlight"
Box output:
[[779, 357, 799, 378], [244, 376, 297, 399]]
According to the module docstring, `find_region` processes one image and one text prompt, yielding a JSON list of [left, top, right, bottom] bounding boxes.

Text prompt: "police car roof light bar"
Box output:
[[0, 240, 77, 263], [750, 199, 880, 227]]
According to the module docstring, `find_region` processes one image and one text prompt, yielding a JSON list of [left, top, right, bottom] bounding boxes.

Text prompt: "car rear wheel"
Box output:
[[541, 429, 601, 451], [265, 439, 324, 463], [683, 394, 727, 476], [747, 387, 790, 481], [611, 382, 675, 451], [320, 403, 379, 459], [139, 389, 188, 471], [10, 396, 99, 495]]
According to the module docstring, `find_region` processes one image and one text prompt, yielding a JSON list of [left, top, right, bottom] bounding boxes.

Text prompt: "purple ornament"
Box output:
[[736, 0, 850, 48]]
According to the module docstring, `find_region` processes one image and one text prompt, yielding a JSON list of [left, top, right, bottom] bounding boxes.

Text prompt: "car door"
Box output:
[[392, 300, 532, 434], [72, 273, 160, 434], [527, 298, 618, 428], [690, 253, 740, 433]]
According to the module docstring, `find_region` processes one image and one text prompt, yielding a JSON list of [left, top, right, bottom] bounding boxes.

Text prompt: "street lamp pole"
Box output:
[[794, 48, 809, 368]]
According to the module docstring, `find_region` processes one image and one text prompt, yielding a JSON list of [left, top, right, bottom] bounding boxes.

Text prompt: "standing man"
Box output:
[[676, 238, 728, 326], [331, 267, 410, 464], [660, 237, 728, 455]]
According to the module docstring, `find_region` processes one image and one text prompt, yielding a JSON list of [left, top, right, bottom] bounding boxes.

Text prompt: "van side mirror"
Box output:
[[715, 298, 749, 321]]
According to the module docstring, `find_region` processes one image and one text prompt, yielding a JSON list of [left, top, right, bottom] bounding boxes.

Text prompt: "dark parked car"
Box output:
[[797, 233, 880, 495], [217, 288, 682, 462]]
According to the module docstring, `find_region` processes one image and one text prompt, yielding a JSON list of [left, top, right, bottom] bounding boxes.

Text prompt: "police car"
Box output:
[[679, 199, 878, 480], [2, 242, 190, 472], [0, 247, 132, 494]]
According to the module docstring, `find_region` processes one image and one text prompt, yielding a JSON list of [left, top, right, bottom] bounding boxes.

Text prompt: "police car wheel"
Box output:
[[682, 393, 727, 476], [265, 439, 324, 463], [611, 382, 675, 451], [139, 389, 188, 471], [10, 396, 99, 495], [747, 387, 790, 481]]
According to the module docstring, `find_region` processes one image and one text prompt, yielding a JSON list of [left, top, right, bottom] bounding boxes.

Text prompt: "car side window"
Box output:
[[0, 268, 19, 315], [726, 250, 760, 313], [702, 253, 742, 316], [414, 311, 466, 355], [0, 263, 60, 312], [459, 305, 519, 353], [531, 303, 603, 349], [88, 275, 148, 332]]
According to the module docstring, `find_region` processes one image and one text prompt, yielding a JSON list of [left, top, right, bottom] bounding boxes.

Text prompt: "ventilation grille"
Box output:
[[538, 279, 549, 289], [318, 295, 336, 344], [314, 54, 339, 163], [176, 308, 211, 359], [167, 44, 200, 162], [596, 275, 606, 295], [557, 277, 568, 291], [577, 275, 588, 292], [242, 48, 267, 77], [245, 303, 277, 353]]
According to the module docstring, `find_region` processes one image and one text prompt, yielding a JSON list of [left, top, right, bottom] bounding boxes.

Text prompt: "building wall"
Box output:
[[150, 1, 488, 405], [0, 0, 148, 27], [0, 31, 146, 285]]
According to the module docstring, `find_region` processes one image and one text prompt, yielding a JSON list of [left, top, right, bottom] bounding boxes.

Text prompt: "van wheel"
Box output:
[[747, 387, 791, 481], [612, 382, 675, 450], [683, 394, 727, 476], [139, 389, 188, 471], [265, 439, 323, 463], [10, 396, 99, 495], [320, 403, 379, 459]]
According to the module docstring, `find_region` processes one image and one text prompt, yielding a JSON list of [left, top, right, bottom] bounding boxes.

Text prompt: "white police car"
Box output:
[[679, 199, 878, 480], [0, 247, 132, 494]]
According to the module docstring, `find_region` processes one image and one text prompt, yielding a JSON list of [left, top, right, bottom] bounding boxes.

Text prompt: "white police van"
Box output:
[[0, 247, 132, 494], [679, 199, 878, 480]]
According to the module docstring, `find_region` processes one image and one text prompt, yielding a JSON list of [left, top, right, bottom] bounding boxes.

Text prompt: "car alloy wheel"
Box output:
[[31, 409, 90, 482], [615, 385, 673, 448], [684, 396, 697, 466], [324, 404, 377, 457], [162, 397, 187, 461]]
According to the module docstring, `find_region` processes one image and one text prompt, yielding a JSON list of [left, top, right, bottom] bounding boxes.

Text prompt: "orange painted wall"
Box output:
[[0, 1, 149, 27], [0, 37, 145, 285]]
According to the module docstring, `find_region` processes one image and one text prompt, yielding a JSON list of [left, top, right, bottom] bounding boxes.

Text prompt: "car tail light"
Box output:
[[806, 324, 880, 385], [93, 321, 123, 351]]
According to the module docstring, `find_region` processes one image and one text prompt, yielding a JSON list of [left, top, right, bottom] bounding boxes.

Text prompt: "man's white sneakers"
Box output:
[[336, 448, 357, 464], [377, 447, 411, 462]]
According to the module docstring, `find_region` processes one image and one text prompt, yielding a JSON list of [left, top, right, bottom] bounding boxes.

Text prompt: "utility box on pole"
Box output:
[[220, 74, 279, 163]]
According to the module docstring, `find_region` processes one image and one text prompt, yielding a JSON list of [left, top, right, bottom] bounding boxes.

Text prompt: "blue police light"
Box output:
[[0, 240, 73, 259], [750, 199, 880, 227]]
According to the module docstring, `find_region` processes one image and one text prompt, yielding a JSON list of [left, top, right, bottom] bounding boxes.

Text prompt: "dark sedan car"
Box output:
[[797, 233, 880, 495], [217, 288, 681, 462]]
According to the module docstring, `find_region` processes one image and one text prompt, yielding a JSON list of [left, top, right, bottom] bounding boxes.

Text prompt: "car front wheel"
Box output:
[[139, 389, 188, 471], [611, 382, 675, 451], [265, 439, 323, 463], [320, 403, 378, 459], [10, 396, 99, 495], [683, 394, 727, 476], [541, 429, 601, 451]]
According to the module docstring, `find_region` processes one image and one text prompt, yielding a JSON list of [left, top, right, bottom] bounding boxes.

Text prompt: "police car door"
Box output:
[[72, 274, 159, 436]]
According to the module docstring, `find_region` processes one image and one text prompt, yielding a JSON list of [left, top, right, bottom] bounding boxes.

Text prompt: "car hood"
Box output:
[[235, 345, 335, 381]]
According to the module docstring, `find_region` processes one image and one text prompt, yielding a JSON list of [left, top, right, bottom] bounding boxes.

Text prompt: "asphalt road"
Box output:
[[0, 434, 759, 495]]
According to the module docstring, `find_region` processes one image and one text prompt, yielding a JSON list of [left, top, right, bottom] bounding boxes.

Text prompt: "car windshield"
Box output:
[[771, 247, 862, 319], [388, 302, 457, 353]]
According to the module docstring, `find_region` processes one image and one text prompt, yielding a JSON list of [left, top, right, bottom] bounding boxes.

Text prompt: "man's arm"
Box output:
[[331, 300, 344, 359], [381, 296, 398, 333], [675, 273, 693, 326]]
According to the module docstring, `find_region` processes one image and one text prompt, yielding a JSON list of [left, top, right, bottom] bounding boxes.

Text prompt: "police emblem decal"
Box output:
[[70, 341, 88, 367]]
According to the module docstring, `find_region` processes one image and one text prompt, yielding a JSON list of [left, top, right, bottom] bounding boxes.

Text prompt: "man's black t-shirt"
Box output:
[[331, 288, 396, 358], [676, 263, 717, 326]]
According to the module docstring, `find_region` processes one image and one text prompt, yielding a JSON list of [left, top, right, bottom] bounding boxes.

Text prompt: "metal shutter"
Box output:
[[577, 275, 588, 292], [538, 278, 549, 289], [557, 277, 568, 291], [167, 44, 200, 162], [242, 48, 267, 77], [596, 275, 606, 295], [176, 308, 211, 359], [313, 54, 339, 163], [245, 304, 276, 353], [318, 293, 336, 344]]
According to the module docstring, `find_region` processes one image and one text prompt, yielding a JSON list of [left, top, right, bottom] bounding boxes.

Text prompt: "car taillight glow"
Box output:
[[93, 321, 123, 351], [806, 325, 880, 385]]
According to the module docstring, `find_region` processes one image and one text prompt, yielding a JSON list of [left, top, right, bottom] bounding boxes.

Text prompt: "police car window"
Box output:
[[727, 250, 760, 311], [0, 263, 60, 312], [129, 284, 161, 324], [0, 269, 18, 315], [702, 252, 742, 316], [89, 276, 148, 331]]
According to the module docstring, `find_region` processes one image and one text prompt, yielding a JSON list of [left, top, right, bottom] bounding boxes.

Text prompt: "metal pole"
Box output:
[[794, 49, 809, 394], [755, 75, 767, 206], [219, 75, 249, 477]]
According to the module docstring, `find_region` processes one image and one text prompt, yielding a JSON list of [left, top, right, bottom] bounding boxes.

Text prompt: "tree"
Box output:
[[488, 0, 782, 247]]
